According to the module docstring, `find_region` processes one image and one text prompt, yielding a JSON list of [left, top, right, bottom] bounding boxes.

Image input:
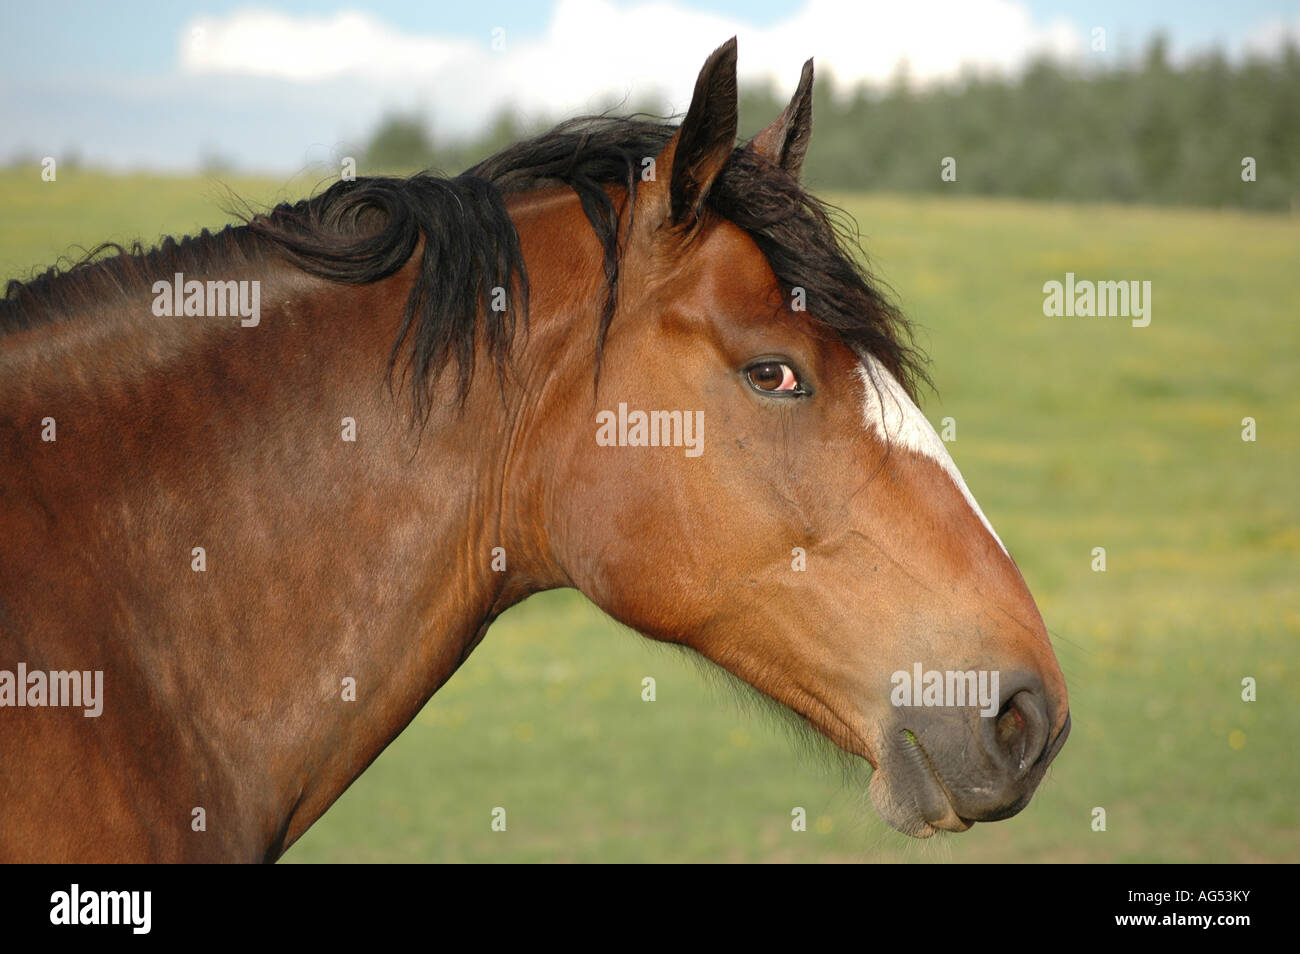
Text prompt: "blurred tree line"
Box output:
[[360, 38, 1299, 211]]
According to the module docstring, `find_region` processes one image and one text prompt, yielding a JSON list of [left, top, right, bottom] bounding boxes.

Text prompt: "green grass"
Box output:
[[3, 168, 1297, 862]]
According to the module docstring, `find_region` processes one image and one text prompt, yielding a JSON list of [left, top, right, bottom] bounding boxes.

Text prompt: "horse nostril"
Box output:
[[992, 690, 1049, 776], [995, 700, 1024, 744]]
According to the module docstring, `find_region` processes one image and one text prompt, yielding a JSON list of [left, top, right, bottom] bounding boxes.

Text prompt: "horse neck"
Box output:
[[487, 183, 620, 577], [0, 255, 538, 858]]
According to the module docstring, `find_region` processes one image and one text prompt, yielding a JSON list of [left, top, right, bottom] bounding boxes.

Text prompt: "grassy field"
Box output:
[[2, 168, 1297, 862]]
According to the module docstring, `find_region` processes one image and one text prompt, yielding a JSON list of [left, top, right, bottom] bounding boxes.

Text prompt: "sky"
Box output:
[[4, 0, 1298, 172]]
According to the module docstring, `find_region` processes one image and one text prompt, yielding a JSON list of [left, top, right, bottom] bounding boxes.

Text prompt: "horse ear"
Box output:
[[750, 58, 814, 178], [658, 37, 739, 227]]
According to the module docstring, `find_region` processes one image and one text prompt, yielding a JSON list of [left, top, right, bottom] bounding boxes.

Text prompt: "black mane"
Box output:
[[1, 116, 926, 408]]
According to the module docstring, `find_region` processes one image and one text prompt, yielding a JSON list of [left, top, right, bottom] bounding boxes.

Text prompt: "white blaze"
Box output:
[[855, 355, 1008, 556]]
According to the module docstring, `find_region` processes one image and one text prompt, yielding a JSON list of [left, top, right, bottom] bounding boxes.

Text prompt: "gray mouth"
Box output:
[[872, 712, 1072, 836], [868, 730, 971, 837]]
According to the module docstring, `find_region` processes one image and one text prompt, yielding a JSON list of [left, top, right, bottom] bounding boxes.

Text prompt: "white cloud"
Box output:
[[180, 0, 1083, 135], [1238, 14, 1300, 57], [183, 10, 480, 82]]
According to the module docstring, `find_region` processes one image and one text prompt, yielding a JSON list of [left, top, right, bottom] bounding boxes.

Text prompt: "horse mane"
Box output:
[[0, 115, 927, 411]]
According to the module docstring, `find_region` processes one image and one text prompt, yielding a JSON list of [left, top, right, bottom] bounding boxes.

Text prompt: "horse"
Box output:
[[0, 39, 1069, 862]]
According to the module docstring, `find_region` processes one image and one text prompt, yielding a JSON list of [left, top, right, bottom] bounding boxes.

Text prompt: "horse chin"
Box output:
[[868, 760, 974, 839]]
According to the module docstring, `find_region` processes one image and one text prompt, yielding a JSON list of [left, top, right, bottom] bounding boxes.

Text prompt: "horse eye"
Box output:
[[746, 362, 803, 394]]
